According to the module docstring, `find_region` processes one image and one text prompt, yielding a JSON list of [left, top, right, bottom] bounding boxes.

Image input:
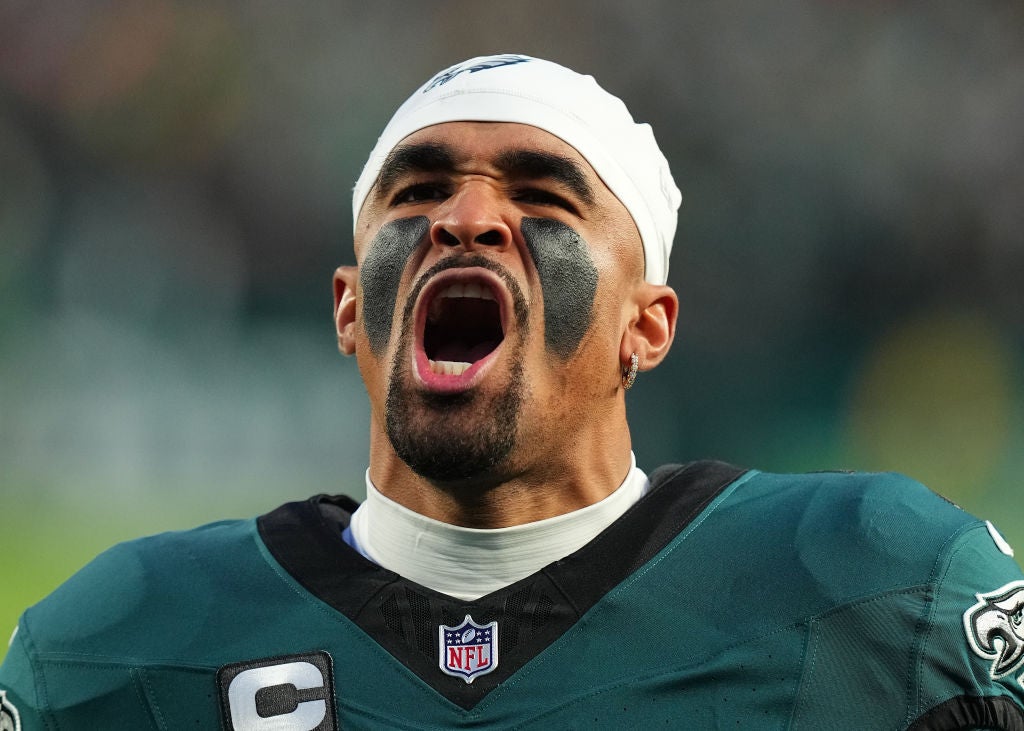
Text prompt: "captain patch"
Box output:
[[217, 651, 337, 730]]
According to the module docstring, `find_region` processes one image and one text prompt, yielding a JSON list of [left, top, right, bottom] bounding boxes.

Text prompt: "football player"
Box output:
[[2, 54, 1023, 730]]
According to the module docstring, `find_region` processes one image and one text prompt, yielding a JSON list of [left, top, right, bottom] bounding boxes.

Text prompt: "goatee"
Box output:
[[385, 356, 524, 483]]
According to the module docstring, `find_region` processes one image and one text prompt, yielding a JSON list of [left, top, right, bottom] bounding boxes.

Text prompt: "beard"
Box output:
[[383, 254, 530, 485], [385, 352, 525, 484]]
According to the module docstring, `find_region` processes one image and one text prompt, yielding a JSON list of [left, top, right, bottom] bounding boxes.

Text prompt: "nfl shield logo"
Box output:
[[439, 615, 499, 683]]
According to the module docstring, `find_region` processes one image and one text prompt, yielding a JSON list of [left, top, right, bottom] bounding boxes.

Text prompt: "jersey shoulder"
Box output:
[[567, 463, 1024, 728], [737, 469, 983, 587], [725, 468, 1024, 725], [21, 518, 262, 659]]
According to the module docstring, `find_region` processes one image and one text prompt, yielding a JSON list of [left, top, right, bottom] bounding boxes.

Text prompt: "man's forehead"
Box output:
[[366, 122, 614, 218], [391, 121, 597, 175]]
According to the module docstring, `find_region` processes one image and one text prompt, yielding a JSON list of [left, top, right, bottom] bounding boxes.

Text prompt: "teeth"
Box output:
[[440, 282, 465, 299], [439, 282, 495, 301], [428, 359, 472, 376]]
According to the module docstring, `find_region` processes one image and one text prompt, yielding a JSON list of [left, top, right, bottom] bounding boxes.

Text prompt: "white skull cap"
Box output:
[[352, 54, 681, 285]]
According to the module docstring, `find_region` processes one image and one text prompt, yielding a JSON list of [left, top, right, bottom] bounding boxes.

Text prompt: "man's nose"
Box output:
[[429, 183, 514, 252]]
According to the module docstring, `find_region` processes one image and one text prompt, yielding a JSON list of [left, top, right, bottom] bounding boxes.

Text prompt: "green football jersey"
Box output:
[[2, 462, 1023, 729]]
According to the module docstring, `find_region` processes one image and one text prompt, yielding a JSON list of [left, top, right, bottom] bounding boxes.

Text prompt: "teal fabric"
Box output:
[[2, 469, 1022, 729]]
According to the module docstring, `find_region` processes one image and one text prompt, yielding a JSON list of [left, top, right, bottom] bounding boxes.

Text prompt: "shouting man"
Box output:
[[2, 55, 1023, 729]]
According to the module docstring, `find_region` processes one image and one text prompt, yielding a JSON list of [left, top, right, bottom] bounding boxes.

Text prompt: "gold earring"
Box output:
[[622, 352, 639, 390]]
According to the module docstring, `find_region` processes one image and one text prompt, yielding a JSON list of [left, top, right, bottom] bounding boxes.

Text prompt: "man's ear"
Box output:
[[621, 283, 678, 371], [333, 266, 358, 356]]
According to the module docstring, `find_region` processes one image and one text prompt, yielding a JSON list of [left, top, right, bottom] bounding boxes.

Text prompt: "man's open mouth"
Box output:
[[414, 270, 509, 388]]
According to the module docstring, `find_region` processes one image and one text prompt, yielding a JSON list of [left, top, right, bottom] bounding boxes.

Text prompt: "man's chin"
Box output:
[[395, 434, 513, 484], [384, 365, 523, 485]]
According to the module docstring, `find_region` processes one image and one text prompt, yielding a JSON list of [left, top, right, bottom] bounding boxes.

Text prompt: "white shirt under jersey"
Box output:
[[345, 453, 650, 600]]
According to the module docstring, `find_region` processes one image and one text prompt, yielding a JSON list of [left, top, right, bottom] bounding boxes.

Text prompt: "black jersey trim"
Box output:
[[257, 460, 746, 709], [540, 461, 747, 614], [907, 695, 1024, 731]]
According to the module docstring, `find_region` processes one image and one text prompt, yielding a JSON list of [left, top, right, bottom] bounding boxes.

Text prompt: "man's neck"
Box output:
[[349, 454, 650, 600], [366, 427, 634, 528]]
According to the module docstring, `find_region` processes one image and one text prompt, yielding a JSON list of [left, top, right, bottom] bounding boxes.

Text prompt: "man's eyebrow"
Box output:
[[495, 149, 595, 206], [371, 142, 596, 206], [373, 142, 457, 199]]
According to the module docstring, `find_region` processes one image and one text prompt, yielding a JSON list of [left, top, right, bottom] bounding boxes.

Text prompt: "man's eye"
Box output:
[[515, 188, 575, 211], [392, 183, 447, 205]]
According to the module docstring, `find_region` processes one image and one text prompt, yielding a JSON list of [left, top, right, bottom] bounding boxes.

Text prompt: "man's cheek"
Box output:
[[359, 216, 429, 355], [521, 217, 599, 359]]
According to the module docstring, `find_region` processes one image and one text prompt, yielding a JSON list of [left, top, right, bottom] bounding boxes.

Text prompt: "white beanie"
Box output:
[[352, 54, 681, 285]]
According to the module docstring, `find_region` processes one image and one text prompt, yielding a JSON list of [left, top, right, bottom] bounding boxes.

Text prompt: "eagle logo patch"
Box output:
[[963, 580, 1024, 682], [0, 690, 21, 731]]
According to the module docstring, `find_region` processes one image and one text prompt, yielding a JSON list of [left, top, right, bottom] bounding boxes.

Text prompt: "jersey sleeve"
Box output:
[[0, 621, 50, 729], [909, 519, 1024, 729]]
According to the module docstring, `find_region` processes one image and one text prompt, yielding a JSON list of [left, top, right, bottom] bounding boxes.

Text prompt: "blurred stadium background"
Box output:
[[2, 1, 1022, 658]]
